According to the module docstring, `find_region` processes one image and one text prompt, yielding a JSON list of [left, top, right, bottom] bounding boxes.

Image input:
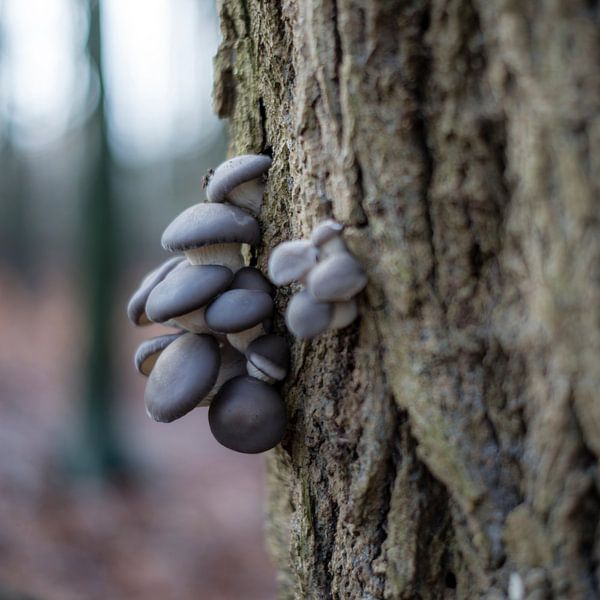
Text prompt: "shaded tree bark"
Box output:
[[213, 1, 600, 598]]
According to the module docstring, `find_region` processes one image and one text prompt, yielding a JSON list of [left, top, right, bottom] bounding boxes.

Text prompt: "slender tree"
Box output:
[[214, 1, 600, 598], [76, 0, 124, 477]]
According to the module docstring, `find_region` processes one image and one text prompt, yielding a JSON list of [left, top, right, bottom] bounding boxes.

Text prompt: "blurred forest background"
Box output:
[[0, 1, 276, 598]]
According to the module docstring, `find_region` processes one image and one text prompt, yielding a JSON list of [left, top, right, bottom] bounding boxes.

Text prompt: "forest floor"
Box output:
[[0, 268, 277, 600]]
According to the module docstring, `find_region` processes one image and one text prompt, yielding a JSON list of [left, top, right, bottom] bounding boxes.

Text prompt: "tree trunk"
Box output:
[[213, 1, 600, 598]]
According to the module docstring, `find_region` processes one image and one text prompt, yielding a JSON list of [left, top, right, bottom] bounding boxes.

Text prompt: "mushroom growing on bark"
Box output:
[[245, 334, 290, 383], [128, 153, 293, 454], [161, 203, 260, 271], [306, 252, 367, 302], [285, 289, 333, 339], [311, 218, 346, 257], [205, 288, 273, 353], [199, 340, 247, 406], [145, 333, 220, 423], [127, 256, 186, 326], [270, 219, 367, 338], [145, 264, 233, 333], [230, 266, 274, 295], [208, 375, 287, 453], [268, 240, 318, 286], [134, 332, 183, 376], [206, 154, 272, 215]]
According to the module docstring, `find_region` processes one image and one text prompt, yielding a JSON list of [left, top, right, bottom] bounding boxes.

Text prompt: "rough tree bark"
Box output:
[[213, 1, 600, 598]]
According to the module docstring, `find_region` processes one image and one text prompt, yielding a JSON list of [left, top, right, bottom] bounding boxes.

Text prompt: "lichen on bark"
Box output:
[[213, 0, 600, 598]]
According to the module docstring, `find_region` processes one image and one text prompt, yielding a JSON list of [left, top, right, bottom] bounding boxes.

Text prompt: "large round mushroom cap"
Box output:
[[206, 155, 272, 203], [230, 266, 274, 295], [306, 252, 367, 302], [205, 289, 273, 333], [146, 264, 233, 323], [208, 375, 286, 453], [127, 256, 186, 325], [246, 334, 290, 381], [161, 203, 261, 252], [285, 289, 333, 339], [145, 333, 220, 423], [134, 332, 183, 376]]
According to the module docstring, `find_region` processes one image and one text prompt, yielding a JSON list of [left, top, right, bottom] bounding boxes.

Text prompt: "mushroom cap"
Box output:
[[205, 289, 273, 333], [246, 334, 290, 381], [127, 256, 186, 325], [134, 332, 183, 376], [145, 264, 233, 323], [161, 203, 261, 252], [206, 155, 272, 203], [311, 219, 344, 247], [306, 252, 367, 302], [145, 333, 220, 423], [268, 240, 318, 286], [230, 266, 274, 295], [285, 289, 333, 339], [208, 375, 286, 453]]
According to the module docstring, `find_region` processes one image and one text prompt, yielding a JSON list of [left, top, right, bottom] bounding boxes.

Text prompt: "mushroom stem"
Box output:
[[226, 179, 265, 215], [226, 323, 265, 353], [185, 243, 245, 271], [246, 361, 276, 384], [199, 342, 246, 406], [318, 236, 347, 258], [329, 298, 358, 329], [172, 307, 210, 334]]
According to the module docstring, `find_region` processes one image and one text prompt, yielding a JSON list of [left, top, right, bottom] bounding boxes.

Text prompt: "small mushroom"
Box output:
[[145, 264, 233, 333], [134, 332, 183, 376], [230, 266, 274, 295], [127, 256, 186, 326], [206, 154, 272, 215], [311, 219, 347, 257], [285, 289, 333, 339], [245, 334, 290, 384], [161, 202, 260, 271], [268, 240, 318, 286], [145, 333, 220, 423], [329, 298, 358, 330], [205, 288, 273, 353], [306, 252, 367, 302], [199, 340, 247, 406], [208, 375, 286, 453]]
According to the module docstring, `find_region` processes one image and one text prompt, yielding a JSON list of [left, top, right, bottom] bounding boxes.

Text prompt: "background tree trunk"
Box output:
[[213, 1, 600, 598]]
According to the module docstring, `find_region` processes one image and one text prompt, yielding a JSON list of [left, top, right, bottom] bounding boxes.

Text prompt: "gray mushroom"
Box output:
[[127, 256, 186, 326], [199, 340, 247, 406], [246, 334, 290, 384], [306, 252, 367, 302], [161, 202, 260, 271], [329, 298, 358, 330], [205, 288, 273, 353], [134, 332, 183, 376], [311, 219, 347, 257], [268, 240, 318, 286], [285, 289, 333, 339], [145, 333, 220, 423], [145, 264, 233, 333], [206, 154, 272, 215], [208, 375, 286, 454], [230, 266, 274, 295]]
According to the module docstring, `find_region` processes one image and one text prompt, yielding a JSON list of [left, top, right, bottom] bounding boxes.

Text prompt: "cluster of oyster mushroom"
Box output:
[[268, 219, 367, 339], [127, 155, 289, 454]]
